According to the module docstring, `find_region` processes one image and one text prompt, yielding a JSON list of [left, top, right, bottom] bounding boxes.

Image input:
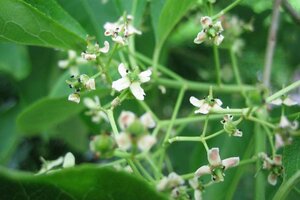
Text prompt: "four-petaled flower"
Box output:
[[221, 114, 243, 137], [81, 41, 110, 60], [157, 172, 187, 199], [195, 148, 239, 182], [104, 15, 141, 45], [115, 111, 156, 152], [259, 153, 284, 185], [190, 96, 223, 114], [112, 63, 151, 100], [194, 16, 224, 46]]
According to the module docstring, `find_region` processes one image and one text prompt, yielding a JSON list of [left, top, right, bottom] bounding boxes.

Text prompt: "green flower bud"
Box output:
[[90, 134, 115, 158], [127, 120, 146, 136]]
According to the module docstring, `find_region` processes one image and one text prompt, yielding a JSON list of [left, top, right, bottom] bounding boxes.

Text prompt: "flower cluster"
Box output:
[[221, 114, 243, 137], [112, 63, 151, 100], [37, 152, 75, 175], [274, 115, 298, 149], [195, 148, 239, 182], [115, 111, 156, 152], [89, 133, 115, 158], [66, 74, 96, 103], [104, 15, 141, 45], [81, 39, 110, 61], [194, 16, 224, 46], [84, 96, 108, 123], [157, 172, 188, 199], [58, 50, 86, 75], [259, 153, 284, 185], [190, 95, 223, 114]]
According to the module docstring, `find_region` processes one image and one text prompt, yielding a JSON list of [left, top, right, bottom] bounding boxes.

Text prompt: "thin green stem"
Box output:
[[212, 0, 244, 20], [201, 116, 209, 137], [126, 158, 143, 178], [204, 129, 225, 140], [145, 154, 161, 179], [107, 43, 119, 69], [156, 78, 256, 93], [248, 116, 276, 129], [261, 124, 276, 157], [135, 160, 155, 182], [238, 157, 258, 166], [202, 139, 209, 152], [168, 136, 202, 143], [163, 86, 186, 144], [213, 45, 222, 85], [138, 101, 159, 122], [152, 45, 162, 79], [266, 80, 300, 103], [159, 115, 223, 126], [106, 109, 119, 137]]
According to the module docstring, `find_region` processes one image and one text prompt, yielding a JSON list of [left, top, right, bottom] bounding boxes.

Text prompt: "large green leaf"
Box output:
[[152, 0, 197, 47], [0, 165, 167, 200], [57, 0, 118, 42], [0, 43, 31, 80], [17, 89, 109, 134], [283, 138, 300, 180], [0, 0, 86, 50]]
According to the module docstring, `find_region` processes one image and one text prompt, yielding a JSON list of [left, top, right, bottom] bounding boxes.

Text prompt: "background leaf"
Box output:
[[0, 44, 31, 80], [0, 165, 167, 200], [17, 89, 109, 134], [0, 0, 86, 50], [283, 138, 300, 180]]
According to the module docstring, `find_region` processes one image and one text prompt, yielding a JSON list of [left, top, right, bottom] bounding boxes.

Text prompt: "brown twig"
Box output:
[[263, 0, 282, 88], [282, 0, 300, 25]]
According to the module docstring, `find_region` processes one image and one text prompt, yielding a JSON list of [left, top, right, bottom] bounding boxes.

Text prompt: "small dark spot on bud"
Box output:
[[70, 75, 75, 78], [76, 88, 81, 92], [221, 120, 226, 124], [126, 69, 129, 73], [78, 78, 81, 82], [69, 84, 73, 88]]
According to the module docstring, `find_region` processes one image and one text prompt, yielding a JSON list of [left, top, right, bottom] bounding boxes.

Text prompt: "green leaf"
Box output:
[[0, 43, 31, 80], [17, 89, 109, 134], [57, 0, 118, 42], [152, 0, 197, 47], [283, 138, 300, 180], [0, 165, 167, 200], [0, 105, 21, 164], [0, 0, 86, 50]]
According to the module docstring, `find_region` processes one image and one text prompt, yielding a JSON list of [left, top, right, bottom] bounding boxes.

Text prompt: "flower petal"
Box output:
[[270, 98, 283, 106], [222, 157, 239, 170], [130, 82, 145, 100], [214, 34, 224, 46], [189, 96, 204, 108], [194, 31, 206, 44], [62, 152, 75, 168], [83, 97, 98, 109], [201, 16, 212, 28], [283, 97, 298, 106], [233, 129, 243, 137], [138, 69, 152, 83], [140, 112, 156, 128], [214, 21, 224, 32], [68, 93, 80, 104], [118, 111, 136, 130], [273, 155, 282, 165], [115, 132, 131, 150], [58, 60, 69, 69], [197, 103, 210, 114], [195, 165, 211, 177], [275, 134, 284, 150], [194, 190, 202, 200], [208, 148, 222, 166], [118, 63, 128, 77], [99, 41, 110, 53], [188, 177, 199, 189], [137, 135, 156, 151], [214, 98, 223, 106], [112, 35, 126, 45], [279, 115, 291, 128], [268, 173, 277, 186], [85, 78, 96, 90], [112, 77, 131, 91]]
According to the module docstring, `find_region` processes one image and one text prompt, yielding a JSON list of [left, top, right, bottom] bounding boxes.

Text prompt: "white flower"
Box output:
[[62, 152, 75, 168], [259, 153, 283, 185], [195, 148, 239, 182], [194, 16, 224, 46], [137, 135, 156, 151], [140, 112, 156, 128], [190, 96, 222, 114], [84, 97, 108, 123], [157, 172, 184, 191], [112, 63, 151, 100], [58, 50, 86, 76], [80, 74, 96, 90], [118, 111, 136, 130], [68, 93, 80, 104], [81, 41, 110, 60], [115, 132, 132, 151], [270, 96, 298, 106], [104, 16, 141, 46]]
